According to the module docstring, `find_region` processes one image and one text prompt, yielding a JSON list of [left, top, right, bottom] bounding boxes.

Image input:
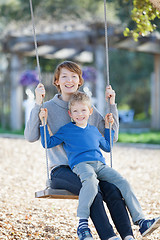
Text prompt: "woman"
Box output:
[[24, 61, 134, 240]]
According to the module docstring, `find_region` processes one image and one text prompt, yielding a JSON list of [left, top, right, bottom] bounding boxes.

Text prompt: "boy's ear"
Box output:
[[68, 110, 72, 118], [89, 107, 93, 115]]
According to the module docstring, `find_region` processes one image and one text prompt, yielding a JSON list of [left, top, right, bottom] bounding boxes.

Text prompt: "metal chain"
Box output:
[[104, 0, 113, 168], [29, 0, 50, 184]]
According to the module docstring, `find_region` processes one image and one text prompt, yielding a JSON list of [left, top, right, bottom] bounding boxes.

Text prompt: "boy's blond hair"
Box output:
[[53, 61, 84, 92], [68, 92, 92, 110]]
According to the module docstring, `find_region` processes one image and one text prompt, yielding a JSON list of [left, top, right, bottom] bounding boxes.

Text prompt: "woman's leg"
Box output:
[[98, 164, 145, 223], [51, 166, 116, 240], [99, 180, 134, 240]]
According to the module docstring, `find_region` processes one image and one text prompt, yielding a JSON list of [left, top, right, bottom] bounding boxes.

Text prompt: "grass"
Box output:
[[118, 131, 160, 145], [0, 127, 160, 145], [0, 127, 24, 135]]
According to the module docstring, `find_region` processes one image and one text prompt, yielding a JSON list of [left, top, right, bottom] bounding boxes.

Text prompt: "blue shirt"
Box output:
[[40, 122, 114, 170]]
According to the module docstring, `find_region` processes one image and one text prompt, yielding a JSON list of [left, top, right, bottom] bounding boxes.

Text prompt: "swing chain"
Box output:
[[104, 0, 113, 168], [29, 0, 51, 185]]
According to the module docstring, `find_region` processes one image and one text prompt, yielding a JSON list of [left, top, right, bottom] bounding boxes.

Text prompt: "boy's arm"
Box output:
[[99, 128, 115, 152], [40, 124, 63, 148]]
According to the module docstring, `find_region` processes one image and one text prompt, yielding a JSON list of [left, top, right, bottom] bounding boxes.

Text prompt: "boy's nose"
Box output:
[[67, 77, 72, 82]]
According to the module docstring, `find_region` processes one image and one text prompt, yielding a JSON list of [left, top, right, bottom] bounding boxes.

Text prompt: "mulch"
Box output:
[[0, 137, 160, 239]]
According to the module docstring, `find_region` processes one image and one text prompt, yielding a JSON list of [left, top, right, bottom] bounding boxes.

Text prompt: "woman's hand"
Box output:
[[39, 108, 48, 125], [35, 83, 45, 105], [105, 85, 116, 105], [105, 113, 114, 128]]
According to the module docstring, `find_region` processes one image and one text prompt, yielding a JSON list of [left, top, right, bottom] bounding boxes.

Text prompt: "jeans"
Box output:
[[73, 161, 145, 223], [51, 165, 133, 240]]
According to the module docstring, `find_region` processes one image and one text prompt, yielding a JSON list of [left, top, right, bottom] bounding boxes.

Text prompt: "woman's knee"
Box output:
[[99, 181, 123, 202]]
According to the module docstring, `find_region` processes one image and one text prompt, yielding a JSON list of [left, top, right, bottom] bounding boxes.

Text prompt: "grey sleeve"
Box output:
[[97, 104, 119, 142], [110, 104, 119, 142], [24, 104, 41, 142]]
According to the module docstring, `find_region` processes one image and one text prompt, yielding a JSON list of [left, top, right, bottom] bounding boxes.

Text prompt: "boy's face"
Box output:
[[68, 101, 93, 128], [56, 68, 80, 95]]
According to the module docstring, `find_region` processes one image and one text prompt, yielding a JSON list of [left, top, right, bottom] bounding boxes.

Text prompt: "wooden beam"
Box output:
[[4, 31, 90, 52], [95, 44, 105, 115], [151, 54, 160, 130], [10, 54, 23, 130]]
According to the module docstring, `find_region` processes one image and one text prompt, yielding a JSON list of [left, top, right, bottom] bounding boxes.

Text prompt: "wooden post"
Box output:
[[10, 54, 23, 130], [95, 45, 105, 115], [151, 54, 160, 130]]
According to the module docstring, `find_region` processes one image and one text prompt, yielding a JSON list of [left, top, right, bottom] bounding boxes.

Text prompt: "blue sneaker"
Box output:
[[77, 227, 93, 240], [139, 217, 160, 236]]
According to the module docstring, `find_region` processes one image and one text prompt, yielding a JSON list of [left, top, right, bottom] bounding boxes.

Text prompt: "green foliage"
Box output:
[[109, 49, 153, 108], [0, 0, 159, 40], [0, 0, 103, 24], [124, 0, 160, 40], [128, 86, 150, 117]]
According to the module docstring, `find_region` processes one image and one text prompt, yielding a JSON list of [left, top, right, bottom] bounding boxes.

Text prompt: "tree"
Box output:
[[0, 0, 159, 41], [124, 0, 160, 41]]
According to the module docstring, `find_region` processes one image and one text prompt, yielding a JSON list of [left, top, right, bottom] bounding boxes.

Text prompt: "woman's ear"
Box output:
[[54, 79, 59, 86]]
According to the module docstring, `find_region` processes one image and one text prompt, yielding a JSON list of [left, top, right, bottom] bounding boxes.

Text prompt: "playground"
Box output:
[[0, 136, 160, 239]]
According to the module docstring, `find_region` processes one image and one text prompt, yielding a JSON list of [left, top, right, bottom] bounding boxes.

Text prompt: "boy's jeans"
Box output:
[[73, 161, 145, 223]]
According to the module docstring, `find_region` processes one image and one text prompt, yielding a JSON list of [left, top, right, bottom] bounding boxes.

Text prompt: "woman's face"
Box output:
[[56, 68, 80, 96]]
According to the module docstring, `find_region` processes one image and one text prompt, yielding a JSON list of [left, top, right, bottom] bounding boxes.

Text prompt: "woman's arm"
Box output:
[[24, 83, 45, 142], [24, 104, 41, 142], [97, 85, 119, 142]]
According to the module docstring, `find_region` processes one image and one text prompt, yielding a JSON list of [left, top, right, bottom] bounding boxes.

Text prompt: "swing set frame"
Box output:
[[29, 0, 112, 200]]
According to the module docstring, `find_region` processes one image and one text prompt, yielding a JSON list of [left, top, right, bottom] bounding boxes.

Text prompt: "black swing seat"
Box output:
[[35, 188, 78, 199]]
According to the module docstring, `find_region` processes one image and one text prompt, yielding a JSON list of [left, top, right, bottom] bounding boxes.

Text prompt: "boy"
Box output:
[[39, 91, 160, 240]]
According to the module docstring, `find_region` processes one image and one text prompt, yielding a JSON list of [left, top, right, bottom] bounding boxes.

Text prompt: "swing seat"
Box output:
[[35, 188, 78, 199]]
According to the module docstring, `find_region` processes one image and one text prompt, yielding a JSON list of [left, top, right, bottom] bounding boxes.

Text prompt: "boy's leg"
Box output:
[[97, 163, 145, 223], [51, 165, 116, 240], [72, 162, 99, 219], [99, 181, 134, 240]]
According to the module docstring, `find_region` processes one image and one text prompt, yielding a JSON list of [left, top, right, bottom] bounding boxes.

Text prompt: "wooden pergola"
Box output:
[[1, 20, 160, 130], [114, 32, 160, 130]]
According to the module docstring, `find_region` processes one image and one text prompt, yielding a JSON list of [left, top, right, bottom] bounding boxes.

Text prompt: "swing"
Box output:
[[29, 0, 112, 199]]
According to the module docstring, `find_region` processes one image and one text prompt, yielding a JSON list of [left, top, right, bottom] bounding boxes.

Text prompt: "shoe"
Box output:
[[77, 227, 93, 240], [108, 237, 121, 240], [139, 217, 160, 236], [124, 235, 136, 240]]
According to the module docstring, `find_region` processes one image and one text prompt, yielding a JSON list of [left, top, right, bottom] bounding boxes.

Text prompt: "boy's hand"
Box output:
[[39, 108, 48, 125], [105, 113, 114, 128], [105, 85, 116, 105]]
